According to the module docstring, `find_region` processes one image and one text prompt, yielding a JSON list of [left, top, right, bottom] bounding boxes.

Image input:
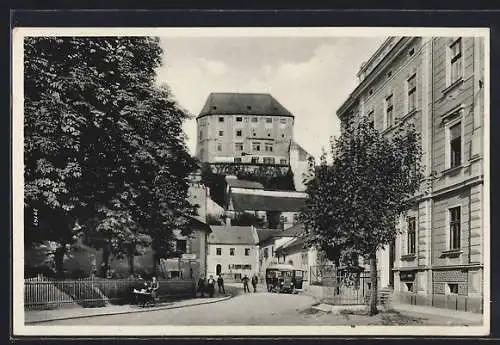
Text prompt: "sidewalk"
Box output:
[[25, 295, 232, 324], [313, 301, 483, 324], [390, 302, 484, 324]]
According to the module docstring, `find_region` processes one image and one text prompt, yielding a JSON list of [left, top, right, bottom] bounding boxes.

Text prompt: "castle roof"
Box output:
[[197, 93, 294, 119]]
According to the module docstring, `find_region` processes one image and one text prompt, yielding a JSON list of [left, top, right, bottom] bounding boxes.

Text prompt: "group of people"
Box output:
[[197, 274, 225, 297], [132, 275, 160, 305], [197, 273, 260, 297], [242, 274, 259, 293]]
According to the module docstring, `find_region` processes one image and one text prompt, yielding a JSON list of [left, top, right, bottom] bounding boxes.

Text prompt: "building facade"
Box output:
[[337, 36, 485, 311], [206, 225, 259, 281], [196, 93, 295, 165]]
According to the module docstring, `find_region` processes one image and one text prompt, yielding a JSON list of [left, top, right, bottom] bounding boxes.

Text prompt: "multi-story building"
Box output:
[[337, 36, 485, 312], [206, 225, 259, 281], [196, 93, 295, 165]]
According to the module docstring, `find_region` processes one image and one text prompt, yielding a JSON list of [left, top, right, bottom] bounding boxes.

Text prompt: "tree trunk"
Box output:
[[101, 243, 110, 278], [152, 252, 159, 277], [54, 245, 66, 278], [127, 246, 135, 277], [369, 252, 378, 316]]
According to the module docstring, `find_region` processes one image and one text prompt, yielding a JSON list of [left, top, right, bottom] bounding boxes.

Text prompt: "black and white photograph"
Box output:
[[12, 27, 490, 337]]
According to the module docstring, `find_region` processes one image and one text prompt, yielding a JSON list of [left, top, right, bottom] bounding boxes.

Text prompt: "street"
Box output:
[[35, 291, 482, 326]]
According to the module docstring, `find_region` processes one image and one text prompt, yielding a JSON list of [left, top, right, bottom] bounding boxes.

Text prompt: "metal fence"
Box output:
[[24, 276, 196, 310], [309, 265, 374, 305]]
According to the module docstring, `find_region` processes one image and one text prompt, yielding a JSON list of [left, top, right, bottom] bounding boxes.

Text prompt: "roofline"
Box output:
[[196, 113, 295, 120], [337, 37, 417, 118], [196, 92, 295, 119]]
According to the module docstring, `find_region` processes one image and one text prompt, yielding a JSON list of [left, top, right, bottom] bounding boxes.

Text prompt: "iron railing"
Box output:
[[24, 276, 196, 310]]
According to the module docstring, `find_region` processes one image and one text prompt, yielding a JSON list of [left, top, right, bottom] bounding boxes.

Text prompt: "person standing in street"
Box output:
[[207, 275, 216, 297], [217, 274, 225, 294], [150, 276, 160, 305], [251, 273, 258, 293], [197, 276, 206, 297], [242, 274, 250, 293]]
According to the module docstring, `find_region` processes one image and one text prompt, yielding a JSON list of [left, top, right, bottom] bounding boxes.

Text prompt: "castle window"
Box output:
[[219, 130, 224, 137], [235, 142, 243, 151], [219, 117, 224, 122], [264, 143, 273, 152], [252, 142, 261, 151], [236, 130, 242, 137]]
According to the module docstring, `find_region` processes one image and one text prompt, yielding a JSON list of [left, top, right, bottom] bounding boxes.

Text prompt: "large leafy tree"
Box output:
[[300, 117, 423, 315], [24, 37, 197, 276]]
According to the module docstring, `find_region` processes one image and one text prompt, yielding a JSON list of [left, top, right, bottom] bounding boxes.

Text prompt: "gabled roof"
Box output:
[[208, 225, 257, 245], [226, 179, 264, 190], [197, 93, 294, 119], [230, 193, 307, 212], [290, 141, 314, 161], [281, 222, 305, 236], [256, 229, 283, 244]]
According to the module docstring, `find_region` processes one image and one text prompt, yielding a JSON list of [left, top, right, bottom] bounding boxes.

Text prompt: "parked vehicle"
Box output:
[[265, 264, 306, 294]]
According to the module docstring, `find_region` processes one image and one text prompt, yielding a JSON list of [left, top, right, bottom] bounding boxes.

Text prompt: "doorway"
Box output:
[[216, 264, 222, 275]]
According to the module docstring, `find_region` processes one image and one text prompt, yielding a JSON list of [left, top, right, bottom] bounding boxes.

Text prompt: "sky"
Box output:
[[155, 36, 387, 160]]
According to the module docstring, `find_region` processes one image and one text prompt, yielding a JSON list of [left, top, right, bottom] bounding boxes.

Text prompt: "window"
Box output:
[[252, 142, 261, 151], [217, 144, 222, 151], [234, 264, 242, 269], [450, 38, 463, 84], [407, 74, 416, 112], [236, 117, 243, 122], [219, 130, 224, 136], [244, 248, 250, 256], [447, 283, 459, 294], [235, 142, 243, 151], [199, 131, 203, 140], [449, 206, 461, 250], [216, 248, 222, 256], [280, 159, 287, 165], [281, 134, 285, 138], [385, 94, 394, 128], [265, 143, 273, 152], [234, 157, 242, 163], [409, 47, 415, 56], [251, 157, 259, 164], [406, 283, 414, 292], [251, 117, 258, 123], [230, 248, 235, 256], [369, 89, 373, 96], [280, 118, 287, 124], [236, 129, 242, 137], [264, 248, 269, 258], [407, 217, 416, 254], [266, 117, 272, 123], [176, 239, 187, 253], [263, 157, 275, 164], [271, 246, 274, 257], [219, 117, 224, 122], [243, 264, 252, 269], [449, 122, 462, 168]]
